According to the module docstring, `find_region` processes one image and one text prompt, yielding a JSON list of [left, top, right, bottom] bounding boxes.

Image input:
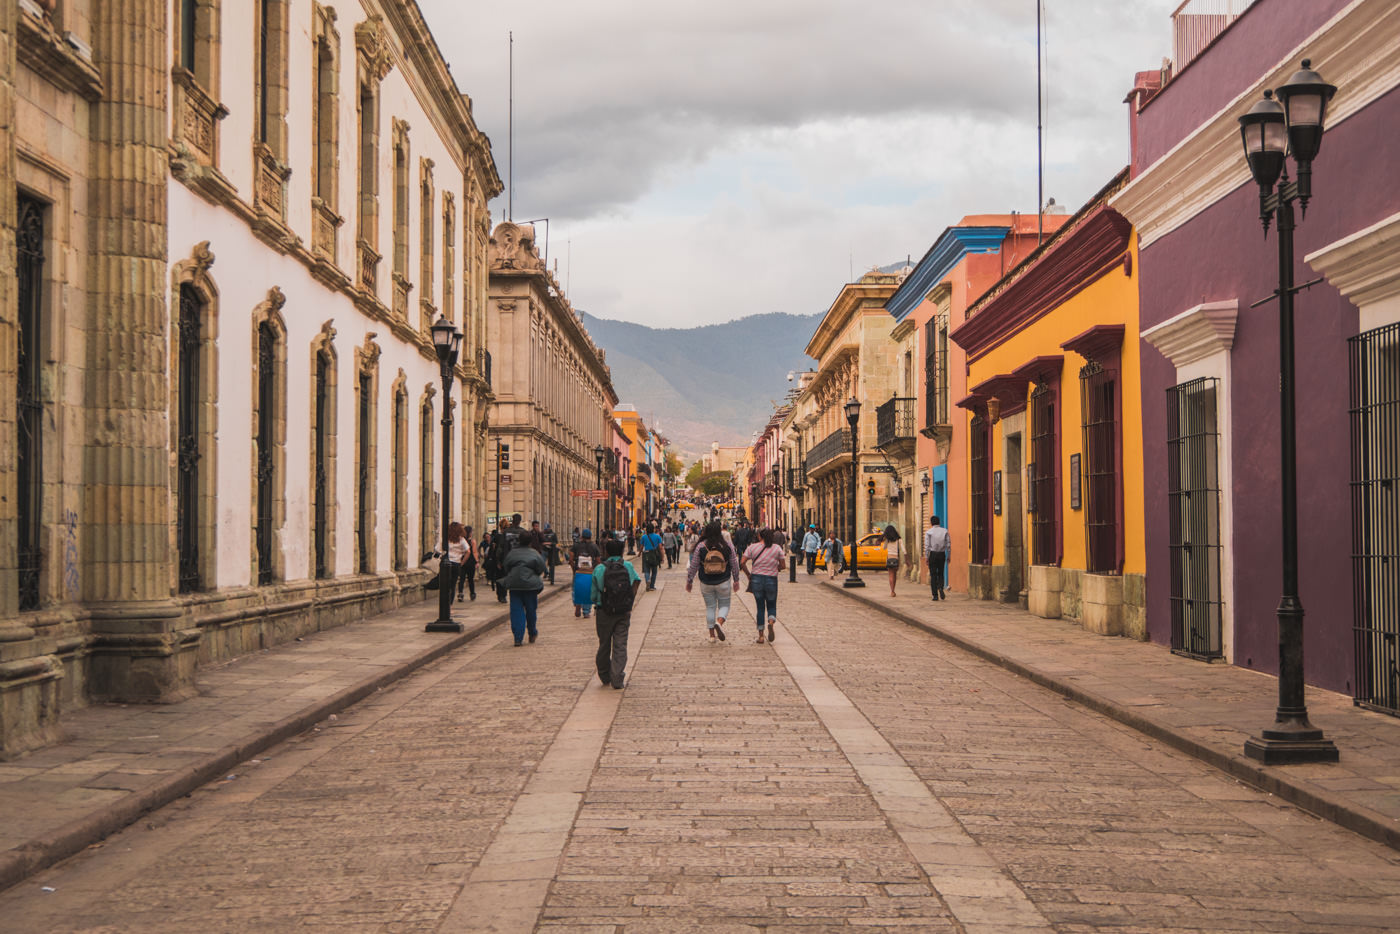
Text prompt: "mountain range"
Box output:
[[578, 311, 825, 462]]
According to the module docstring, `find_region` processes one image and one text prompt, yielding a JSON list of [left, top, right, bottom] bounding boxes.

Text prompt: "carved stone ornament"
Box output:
[[266, 286, 287, 312], [356, 15, 395, 82], [423, 382, 437, 400], [489, 222, 544, 272], [362, 332, 382, 367], [319, 319, 337, 344]]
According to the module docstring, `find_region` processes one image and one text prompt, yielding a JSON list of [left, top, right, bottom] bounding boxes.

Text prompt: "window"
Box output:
[[1081, 362, 1120, 573], [253, 0, 290, 219], [442, 192, 455, 328], [391, 119, 411, 317], [1029, 380, 1057, 565], [392, 385, 408, 571], [312, 343, 336, 580], [1168, 377, 1222, 659], [16, 194, 45, 610], [937, 315, 949, 424], [420, 397, 435, 556], [356, 83, 379, 291], [255, 322, 277, 585], [311, 5, 341, 260], [176, 284, 205, 593], [970, 416, 991, 564], [1349, 323, 1400, 715], [181, 0, 198, 73], [356, 369, 375, 574], [419, 159, 435, 329]]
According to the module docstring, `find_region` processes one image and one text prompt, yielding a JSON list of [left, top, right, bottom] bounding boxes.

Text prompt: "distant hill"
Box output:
[[579, 311, 825, 461]]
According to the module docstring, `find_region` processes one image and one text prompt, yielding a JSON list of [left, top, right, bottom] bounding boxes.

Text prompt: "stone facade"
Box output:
[[1, 0, 501, 756], [486, 222, 618, 535]]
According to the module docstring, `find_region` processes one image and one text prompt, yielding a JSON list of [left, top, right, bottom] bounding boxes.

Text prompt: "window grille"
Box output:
[[970, 417, 991, 563], [357, 371, 372, 574], [177, 284, 203, 593], [1167, 377, 1223, 659], [1082, 362, 1119, 573], [924, 318, 937, 429], [937, 314, 949, 425], [255, 322, 276, 585], [1030, 380, 1057, 565], [314, 353, 330, 579], [1350, 322, 1400, 716], [17, 195, 44, 610]]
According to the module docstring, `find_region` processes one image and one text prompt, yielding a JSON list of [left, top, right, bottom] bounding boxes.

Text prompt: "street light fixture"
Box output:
[[1236, 59, 1338, 764], [843, 396, 864, 588], [426, 316, 464, 633], [594, 444, 605, 535]]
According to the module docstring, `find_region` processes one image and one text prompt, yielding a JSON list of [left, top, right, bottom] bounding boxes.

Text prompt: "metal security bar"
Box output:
[[256, 323, 276, 585], [314, 353, 330, 579], [970, 417, 991, 564], [876, 396, 916, 448], [1082, 364, 1119, 573], [1029, 381, 1057, 565], [1350, 322, 1400, 716], [177, 283, 203, 593], [357, 371, 372, 574], [936, 316, 949, 425], [17, 195, 44, 610], [1168, 377, 1223, 659]]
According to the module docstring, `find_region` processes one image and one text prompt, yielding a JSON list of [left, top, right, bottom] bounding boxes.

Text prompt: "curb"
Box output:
[[0, 586, 567, 894], [823, 581, 1400, 854]]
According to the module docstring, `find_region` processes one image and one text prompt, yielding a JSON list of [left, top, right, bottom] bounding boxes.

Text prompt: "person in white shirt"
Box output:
[[923, 516, 951, 601], [801, 525, 821, 574]]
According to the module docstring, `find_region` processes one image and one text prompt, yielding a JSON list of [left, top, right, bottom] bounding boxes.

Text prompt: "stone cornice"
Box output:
[[17, 4, 104, 101], [1140, 300, 1238, 369], [951, 201, 1132, 363], [805, 278, 900, 361], [1305, 210, 1400, 311], [1112, 0, 1400, 250]]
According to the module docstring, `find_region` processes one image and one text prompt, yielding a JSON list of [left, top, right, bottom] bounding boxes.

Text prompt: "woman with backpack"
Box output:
[[740, 527, 787, 645], [685, 520, 739, 642], [883, 524, 903, 597]]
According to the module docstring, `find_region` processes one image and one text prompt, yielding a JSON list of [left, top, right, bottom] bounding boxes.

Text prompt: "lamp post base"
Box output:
[[425, 619, 464, 634], [1244, 722, 1339, 765], [843, 576, 866, 588]]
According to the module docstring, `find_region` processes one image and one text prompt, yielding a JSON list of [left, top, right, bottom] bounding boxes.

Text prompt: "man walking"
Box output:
[[801, 524, 821, 575], [732, 520, 755, 559], [541, 523, 559, 584], [592, 539, 640, 689], [923, 515, 951, 600]]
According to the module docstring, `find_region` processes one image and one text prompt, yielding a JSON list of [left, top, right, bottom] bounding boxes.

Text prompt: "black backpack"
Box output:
[[599, 560, 634, 615]]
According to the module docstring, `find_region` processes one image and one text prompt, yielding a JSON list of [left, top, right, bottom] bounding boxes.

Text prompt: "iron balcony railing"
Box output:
[[786, 465, 806, 492], [876, 396, 916, 449], [806, 428, 852, 475]]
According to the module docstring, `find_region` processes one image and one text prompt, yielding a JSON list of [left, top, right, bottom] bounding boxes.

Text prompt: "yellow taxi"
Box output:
[[716, 501, 737, 511], [814, 532, 893, 570], [675, 501, 696, 510]]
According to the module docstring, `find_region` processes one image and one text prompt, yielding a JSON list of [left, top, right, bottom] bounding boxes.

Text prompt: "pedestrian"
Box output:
[[685, 519, 739, 642], [882, 525, 903, 597], [822, 531, 843, 580], [740, 527, 787, 644], [483, 528, 507, 602], [661, 525, 678, 568], [529, 519, 546, 553], [801, 524, 821, 574], [500, 532, 547, 646], [684, 523, 700, 555], [542, 523, 559, 584], [592, 538, 640, 689], [458, 524, 479, 600], [437, 521, 468, 600], [571, 529, 601, 618], [640, 522, 664, 591], [732, 519, 755, 558], [923, 514, 951, 601], [626, 525, 636, 555]]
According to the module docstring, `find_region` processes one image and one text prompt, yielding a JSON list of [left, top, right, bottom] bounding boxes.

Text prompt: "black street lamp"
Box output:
[[426, 315, 464, 633], [843, 396, 864, 588], [594, 444, 605, 534], [1237, 60, 1338, 764]]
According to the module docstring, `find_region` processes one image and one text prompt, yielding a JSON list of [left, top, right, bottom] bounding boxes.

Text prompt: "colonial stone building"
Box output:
[[1, 0, 500, 755], [486, 222, 618, 533]]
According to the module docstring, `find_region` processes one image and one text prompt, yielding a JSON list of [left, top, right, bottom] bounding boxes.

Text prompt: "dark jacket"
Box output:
[[499, 546, 546, 592]]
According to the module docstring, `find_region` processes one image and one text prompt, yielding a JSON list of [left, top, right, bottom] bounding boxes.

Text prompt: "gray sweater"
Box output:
[[499, 546, 546, 592]]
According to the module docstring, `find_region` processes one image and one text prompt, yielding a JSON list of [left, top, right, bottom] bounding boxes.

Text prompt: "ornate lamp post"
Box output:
[[1237, 60, 1338, 764], [426, 316, 464, 633], [843, 396, 864, 588], [594, 445, 605, 534]]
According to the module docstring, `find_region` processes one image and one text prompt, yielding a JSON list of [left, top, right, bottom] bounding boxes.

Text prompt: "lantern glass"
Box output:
[[430, 316, 455, 349], [843, 397, 861, 425]]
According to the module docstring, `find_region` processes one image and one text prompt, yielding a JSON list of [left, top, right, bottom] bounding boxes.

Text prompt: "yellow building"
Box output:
[[612, 406, 652, 529], [950, 170, 1147, 638]]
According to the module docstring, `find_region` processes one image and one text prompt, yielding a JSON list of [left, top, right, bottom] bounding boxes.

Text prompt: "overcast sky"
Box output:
[[420, 1, 1174, 327]]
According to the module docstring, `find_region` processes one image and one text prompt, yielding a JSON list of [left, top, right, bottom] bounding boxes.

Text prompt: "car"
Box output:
[[814, 532, 893, 570], [675, 501, 696, 510]]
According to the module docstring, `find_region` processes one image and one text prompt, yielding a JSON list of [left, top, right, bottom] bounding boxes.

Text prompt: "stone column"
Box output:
[[84, 0, 197, 701], [0, 0, 17, 626]]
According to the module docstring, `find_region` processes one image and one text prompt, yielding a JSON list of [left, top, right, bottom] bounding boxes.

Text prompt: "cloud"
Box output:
[[422, 0, 1172, 324]]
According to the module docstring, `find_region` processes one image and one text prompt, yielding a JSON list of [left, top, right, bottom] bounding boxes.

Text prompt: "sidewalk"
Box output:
[[0, 581, 569, 893], [826, 579, 1400, 853]]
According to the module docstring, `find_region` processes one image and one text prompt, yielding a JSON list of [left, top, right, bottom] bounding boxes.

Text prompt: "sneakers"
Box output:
[[715, 619, 726, 641], [767, 622, 776, 643], [528, 632, 537, 644]]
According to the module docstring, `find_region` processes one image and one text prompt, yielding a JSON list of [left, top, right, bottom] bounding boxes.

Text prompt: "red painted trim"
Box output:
[[1061, 323, 1125, 361], [950, 207, 1132, 362], [1010, 354, 1064, 385], [972, 374, 1030, 418]]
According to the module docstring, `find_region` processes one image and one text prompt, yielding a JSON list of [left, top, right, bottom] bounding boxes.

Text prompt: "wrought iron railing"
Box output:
[[1168, 377, 1223, 660], [786, 465, 806, 492], [805, 428, 852, 474], [876, 396, 916, 449]]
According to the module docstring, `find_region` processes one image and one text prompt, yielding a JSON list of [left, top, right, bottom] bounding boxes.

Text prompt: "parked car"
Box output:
[[814, 532, 891, 570]]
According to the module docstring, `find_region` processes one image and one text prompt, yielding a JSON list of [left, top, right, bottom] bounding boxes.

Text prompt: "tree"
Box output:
[[698, 471, 732, 496], [664, 450, 684, 480], [685, 460, 706, 488]]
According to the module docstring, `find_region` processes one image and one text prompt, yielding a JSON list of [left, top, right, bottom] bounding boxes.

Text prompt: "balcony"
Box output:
[[876, 396, 916, 451], [805, 428, 852, 478], [786, 465, 806, 492]]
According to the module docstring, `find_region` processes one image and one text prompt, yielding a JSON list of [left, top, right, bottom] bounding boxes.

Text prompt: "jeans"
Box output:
[[509, 589, 539, 643], [805, 551, 817, 574], [700, 579, 732, 628], [643, 557, 659, 589], [459, 558, 477, 598], [927, 554, 946, 597], [751, 574, 778, 628], [595, 608, 631, 688]]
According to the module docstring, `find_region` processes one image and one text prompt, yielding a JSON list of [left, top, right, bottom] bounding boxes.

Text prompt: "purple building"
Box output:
[[1114, 0, 1400, 710]]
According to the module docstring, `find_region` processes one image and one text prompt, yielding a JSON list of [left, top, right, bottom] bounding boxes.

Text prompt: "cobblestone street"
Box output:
[[3, 566, 1400, 932]]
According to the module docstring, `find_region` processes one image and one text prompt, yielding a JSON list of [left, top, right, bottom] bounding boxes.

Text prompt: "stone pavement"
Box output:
[[0, 580, 570, 892], [1, 564, 1399, 931], [824, 579, 1400, 852]]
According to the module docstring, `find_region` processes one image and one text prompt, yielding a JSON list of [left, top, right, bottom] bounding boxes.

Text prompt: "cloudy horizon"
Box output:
[[420, 1, 1173, 327]]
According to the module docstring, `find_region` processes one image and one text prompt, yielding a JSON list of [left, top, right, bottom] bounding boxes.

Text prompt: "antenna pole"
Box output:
[[1036, 0, 1044, 245], [508, 31, 514, 222]]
